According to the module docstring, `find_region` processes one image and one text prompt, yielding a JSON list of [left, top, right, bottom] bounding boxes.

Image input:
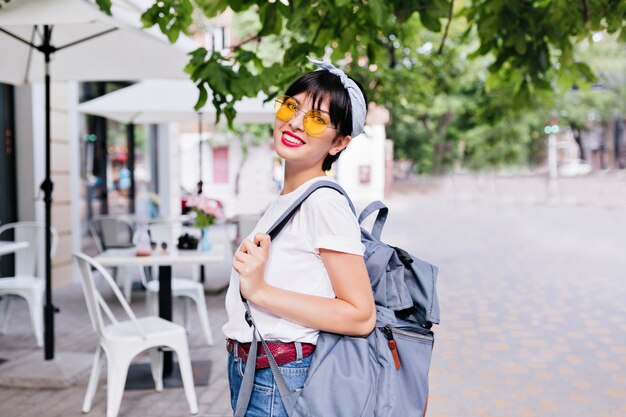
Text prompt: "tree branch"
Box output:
[[581, 0, 589, 23], [311, 19, 325, 45], [438, 0, 454, 54], [230, 33, 262, 51], [388, 43, 397, 68]]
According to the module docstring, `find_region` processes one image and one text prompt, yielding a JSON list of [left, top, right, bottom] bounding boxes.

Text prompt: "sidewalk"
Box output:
[[0, 280, 233, 417], [394, 170, 626, 209]]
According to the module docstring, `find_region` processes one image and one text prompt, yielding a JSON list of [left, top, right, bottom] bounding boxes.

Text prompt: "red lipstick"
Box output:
[[281, 131, 305, 148]]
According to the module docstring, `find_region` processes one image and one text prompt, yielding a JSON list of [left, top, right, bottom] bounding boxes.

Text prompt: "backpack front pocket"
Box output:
[[375, 326, 434, 417], [293, 333, 377, 417]]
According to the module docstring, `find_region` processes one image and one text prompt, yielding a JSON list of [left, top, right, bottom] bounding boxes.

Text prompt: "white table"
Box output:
[[95, 246, 225, 267], [0, 241, 29, 256], [95, 245, 226, 382]]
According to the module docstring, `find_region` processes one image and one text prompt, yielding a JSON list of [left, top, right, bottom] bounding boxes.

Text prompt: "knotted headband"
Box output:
[[307, 56, 367, 138]]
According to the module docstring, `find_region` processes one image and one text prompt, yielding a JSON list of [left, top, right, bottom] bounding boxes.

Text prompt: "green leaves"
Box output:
[[419, 11, 442, 32], [367, 0, 387, 27], [95, 0, 112, 16], [131, 0, 626, 170], [140, 0, 194, 42], [258, 3, 282, 36], [195, 83, 209, 110], [194, 0, 231, 17]]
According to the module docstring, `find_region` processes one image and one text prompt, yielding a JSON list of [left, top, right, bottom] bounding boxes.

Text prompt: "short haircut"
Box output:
[[284, 70, 368, 171]]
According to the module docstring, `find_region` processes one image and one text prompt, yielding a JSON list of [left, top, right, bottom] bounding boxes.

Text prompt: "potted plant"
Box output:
[[185, 195, 223, 252]]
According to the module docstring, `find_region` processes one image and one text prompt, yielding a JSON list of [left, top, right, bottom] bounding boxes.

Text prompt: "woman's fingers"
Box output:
[[239, 239, 257, 254], [240, 238, 270, 260], [233, 249, 252, 263], [253, 234, 271, 255], [233, 242, 263, 275]]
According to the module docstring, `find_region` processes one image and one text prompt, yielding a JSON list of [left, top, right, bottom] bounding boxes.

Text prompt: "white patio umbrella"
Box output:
[[77, 78, 275, 193], [77, 79, 275, 124], [0, 0, 197, 360]]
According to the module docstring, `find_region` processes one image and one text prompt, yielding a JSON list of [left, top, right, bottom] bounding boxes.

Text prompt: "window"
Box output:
[[212, 146, 229, 184]]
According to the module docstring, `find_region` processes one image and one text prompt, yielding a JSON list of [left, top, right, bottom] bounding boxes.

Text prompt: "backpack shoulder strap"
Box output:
[[266, 179, 355, 239], [239, 179, 354, 306]]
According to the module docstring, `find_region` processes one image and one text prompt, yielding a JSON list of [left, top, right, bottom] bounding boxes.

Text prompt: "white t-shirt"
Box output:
[[222, 176, 365, 344]]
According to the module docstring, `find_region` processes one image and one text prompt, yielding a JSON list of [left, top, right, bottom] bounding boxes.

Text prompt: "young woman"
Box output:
[[223, 58, 376, 417]]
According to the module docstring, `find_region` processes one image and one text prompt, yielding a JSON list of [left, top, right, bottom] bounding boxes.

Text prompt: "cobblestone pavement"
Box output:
[[1, 173, 625, 417], [388, 173, 626, 417]]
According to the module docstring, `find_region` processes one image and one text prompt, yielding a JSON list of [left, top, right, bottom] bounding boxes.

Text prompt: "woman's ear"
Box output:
[[330, 135, 351, 156]]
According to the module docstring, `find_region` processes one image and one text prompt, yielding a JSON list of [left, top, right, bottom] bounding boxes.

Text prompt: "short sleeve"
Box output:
[[305, 193, 365, 256]]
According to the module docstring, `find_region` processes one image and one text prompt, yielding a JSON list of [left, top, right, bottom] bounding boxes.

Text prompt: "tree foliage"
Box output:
[[95, 0, 626, 171], [4, 0, 624, 170], [88, 0, 626, 125]]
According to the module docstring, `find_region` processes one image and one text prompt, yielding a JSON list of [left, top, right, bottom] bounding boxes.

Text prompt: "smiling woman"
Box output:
[[222, 58, 372, 417]]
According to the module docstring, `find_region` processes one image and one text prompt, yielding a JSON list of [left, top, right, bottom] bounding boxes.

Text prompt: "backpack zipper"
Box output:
[[390, 327, 434, 342], [381, 326, 402, 369]]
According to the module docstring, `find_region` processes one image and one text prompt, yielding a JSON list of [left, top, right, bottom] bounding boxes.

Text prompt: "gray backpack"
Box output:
[[235, 180, 440, 417]]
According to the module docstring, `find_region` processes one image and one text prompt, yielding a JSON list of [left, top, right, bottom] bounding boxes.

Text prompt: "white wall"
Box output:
[[68, 82, 82, 284], [337, 124, 387, 204], [154, 123, 181, 219], [233, 144, 276, 215], [14, 85, 43, 223], [14, 82, 75, 287]]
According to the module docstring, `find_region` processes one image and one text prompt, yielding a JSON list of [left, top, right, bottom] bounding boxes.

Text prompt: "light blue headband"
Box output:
[[307, 56, 367, 138]]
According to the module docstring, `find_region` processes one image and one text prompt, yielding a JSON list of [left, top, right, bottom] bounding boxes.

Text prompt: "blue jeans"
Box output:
[[228, 350, 312, 417]]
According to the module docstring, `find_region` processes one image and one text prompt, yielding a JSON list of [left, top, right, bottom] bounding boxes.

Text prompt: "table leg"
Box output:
[[158, 265, 173, 376]]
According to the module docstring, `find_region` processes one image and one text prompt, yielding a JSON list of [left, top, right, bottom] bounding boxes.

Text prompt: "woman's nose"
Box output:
[[288, 110, 306, 131]]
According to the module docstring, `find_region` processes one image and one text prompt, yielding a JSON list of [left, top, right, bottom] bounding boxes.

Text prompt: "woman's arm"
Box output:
[[234, 234, 376, 337]]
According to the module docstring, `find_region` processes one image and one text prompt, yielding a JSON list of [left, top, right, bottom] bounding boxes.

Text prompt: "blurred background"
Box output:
[[0, 1, 625, 416]]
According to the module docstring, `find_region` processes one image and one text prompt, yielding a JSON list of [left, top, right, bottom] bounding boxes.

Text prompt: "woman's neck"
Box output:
[[281, 164, 326, 194]]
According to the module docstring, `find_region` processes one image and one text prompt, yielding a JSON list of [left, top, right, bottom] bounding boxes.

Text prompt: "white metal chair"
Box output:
[[89, 216, 137, 302], [0, 222, 58, 347], [144, 223, 214, 346], [89, 216, 135, 252], [73, 252, 198, 417]]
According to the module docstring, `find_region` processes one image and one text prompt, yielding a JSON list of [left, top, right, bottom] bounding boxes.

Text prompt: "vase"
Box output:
[[199, 227, 212, 252]]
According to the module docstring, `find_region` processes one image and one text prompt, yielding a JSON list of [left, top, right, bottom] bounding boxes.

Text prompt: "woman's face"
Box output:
[[273, 92, 349, 170]]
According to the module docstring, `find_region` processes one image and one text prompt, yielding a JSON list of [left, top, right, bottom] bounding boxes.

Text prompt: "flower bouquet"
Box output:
[[185, 195, 223, 252], [186, 195, 223, 228]]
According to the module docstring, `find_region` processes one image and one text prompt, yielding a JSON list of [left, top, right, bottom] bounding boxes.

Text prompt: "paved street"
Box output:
[[387, 174, 626, 417], [0, 173, 625, 416]]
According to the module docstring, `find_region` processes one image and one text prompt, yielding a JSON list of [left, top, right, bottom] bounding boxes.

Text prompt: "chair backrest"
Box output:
[[0, 222, 58, 278], [73, 252, 145, 339], [89, 216, 134, 252]]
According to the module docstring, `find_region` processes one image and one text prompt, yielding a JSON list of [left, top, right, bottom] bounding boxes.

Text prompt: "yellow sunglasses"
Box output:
[[274, 95, 339, 136]]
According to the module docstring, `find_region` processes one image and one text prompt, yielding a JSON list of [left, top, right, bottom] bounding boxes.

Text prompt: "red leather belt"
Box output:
[[226, 338, 315, 369]]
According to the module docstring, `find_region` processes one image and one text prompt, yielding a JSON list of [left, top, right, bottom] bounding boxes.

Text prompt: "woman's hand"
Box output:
[[232, 233, 271, 302]]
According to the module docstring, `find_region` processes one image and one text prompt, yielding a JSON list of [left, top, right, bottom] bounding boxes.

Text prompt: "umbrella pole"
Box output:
[[41, 25, 55, 360], [0, 23, 122, 362], [127, 123, 136, 214], [197, 112, 203, 195], [197, 112, 205, 284]]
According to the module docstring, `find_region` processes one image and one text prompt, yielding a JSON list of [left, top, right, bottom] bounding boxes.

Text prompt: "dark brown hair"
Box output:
[[285, 70, 368, 171]]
